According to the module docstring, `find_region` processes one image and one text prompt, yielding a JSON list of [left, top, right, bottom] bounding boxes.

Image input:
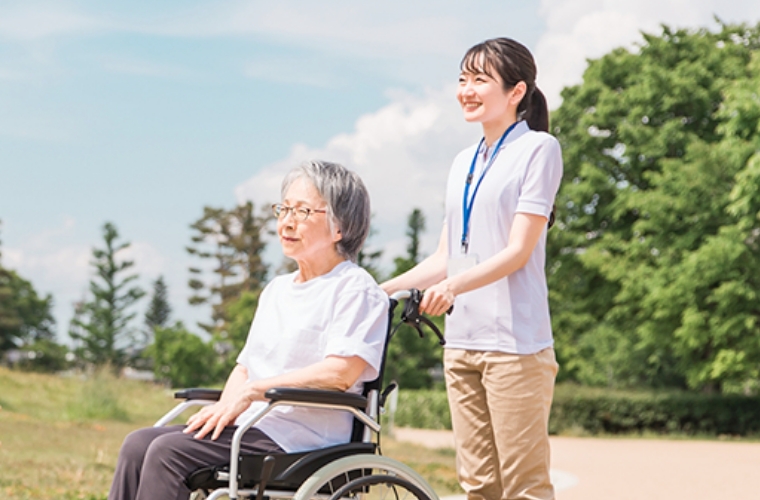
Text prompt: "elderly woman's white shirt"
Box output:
[[235, 260, 387, 453]]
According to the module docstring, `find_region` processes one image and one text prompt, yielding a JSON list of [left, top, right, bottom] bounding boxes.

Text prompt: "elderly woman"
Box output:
[[108, 160, 388, 500]]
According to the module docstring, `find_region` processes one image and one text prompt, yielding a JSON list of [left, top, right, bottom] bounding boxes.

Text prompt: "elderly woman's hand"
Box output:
[[183, 384, 264, 441]]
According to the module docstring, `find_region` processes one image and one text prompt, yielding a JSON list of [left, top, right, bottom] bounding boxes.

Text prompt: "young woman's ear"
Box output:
[[510, 81, 528, 106]]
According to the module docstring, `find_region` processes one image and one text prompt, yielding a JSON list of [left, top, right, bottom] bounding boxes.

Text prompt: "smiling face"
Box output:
[[457, 64, 514, 126], [277, 176, 343, 276]]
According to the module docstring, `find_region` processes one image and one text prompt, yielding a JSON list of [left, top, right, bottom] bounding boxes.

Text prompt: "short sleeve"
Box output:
[[516, 135, 563, 218], [323, 288, 388, 382]]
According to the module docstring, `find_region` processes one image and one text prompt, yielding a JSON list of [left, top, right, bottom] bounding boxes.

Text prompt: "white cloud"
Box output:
[[535, 0, 760, 109], [0, 3, 106, 40], [235, 85, 479, 268]]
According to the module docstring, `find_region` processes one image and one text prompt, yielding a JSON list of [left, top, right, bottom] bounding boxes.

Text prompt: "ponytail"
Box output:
[[525, 87, 549, 132]]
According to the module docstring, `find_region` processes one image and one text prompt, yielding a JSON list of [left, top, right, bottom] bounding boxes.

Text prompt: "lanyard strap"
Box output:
[[461, 121, 519, 253]]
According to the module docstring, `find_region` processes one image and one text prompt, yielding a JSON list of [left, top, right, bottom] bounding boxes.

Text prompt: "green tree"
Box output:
[[0, 220, 56, 352], [144, 275, 171, 339], [384, 208, 443, 389], [69, 222, 145, 368], [357, 221, 384, 282], [187, 202, 270, 334], [548, 22, 760, 393], [148, 322, 220, 387], [392, 208, 426, 275]]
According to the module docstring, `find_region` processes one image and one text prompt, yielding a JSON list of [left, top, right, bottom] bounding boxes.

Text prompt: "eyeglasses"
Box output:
[[272, 204, 327, 222]]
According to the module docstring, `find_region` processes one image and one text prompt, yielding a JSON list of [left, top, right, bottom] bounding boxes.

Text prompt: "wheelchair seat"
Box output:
[[186, 441, 376, 492]]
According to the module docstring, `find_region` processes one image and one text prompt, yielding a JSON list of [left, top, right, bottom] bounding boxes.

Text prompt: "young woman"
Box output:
[[382, 38, 563, 500]]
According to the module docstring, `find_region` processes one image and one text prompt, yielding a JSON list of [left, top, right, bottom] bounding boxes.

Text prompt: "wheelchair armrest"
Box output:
[[174, 388, 223, 401], [265, 388, 367, 409]]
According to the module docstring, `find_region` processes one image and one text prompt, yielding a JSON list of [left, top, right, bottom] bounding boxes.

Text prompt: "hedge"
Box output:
[[389, 385, 760, 436]]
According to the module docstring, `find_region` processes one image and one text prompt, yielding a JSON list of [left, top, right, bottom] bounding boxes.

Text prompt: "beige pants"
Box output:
[[444, 348, 558, 500]]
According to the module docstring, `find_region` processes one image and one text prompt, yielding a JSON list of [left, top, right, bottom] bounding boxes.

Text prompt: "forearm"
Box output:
[[381, 225, 448, 295], [381, 253, 447, 295], [446, 244, 527, 295], [448, 212, 546, 295], [244, 356, 367, 401], [218, 364, 249, 403]]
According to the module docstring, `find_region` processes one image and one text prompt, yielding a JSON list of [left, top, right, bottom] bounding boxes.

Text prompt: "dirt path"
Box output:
[[393, 428, 760, 499]]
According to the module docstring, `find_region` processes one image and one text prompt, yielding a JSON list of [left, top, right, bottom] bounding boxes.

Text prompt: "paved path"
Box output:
[[393, 428, 760, 499]]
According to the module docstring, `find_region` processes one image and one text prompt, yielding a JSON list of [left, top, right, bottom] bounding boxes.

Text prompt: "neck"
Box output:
[[482, 113, 519, 147], [294, 252, 345, 283]]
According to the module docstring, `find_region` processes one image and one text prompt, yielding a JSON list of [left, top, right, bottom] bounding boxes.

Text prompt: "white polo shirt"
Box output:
[[234, 260, 388, 452], [444, 120, 563, 354]]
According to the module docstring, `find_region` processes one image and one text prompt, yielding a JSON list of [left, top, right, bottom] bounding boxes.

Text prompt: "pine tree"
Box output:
[[392, 208, 426, 275], [186, 202, 270, 334], [384, 208, 443, 389], [69, 222, 145, 368], [144, 275, 171, 346]]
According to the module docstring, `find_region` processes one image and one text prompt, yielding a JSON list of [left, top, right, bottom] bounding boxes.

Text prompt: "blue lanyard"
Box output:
[[461, 121, 519, 253]]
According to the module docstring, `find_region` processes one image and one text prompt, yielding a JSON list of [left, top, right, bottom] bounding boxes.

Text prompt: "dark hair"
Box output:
[[460, 38, 549, 132], [281, 160, 371, 262]]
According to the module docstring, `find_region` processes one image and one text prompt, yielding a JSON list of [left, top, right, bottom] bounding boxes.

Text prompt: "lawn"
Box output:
[[0, 367, 460, 499]]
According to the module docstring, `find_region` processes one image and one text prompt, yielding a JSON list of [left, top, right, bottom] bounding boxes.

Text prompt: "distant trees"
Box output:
[[547, 22, 760, 394], [144, 276, 171, 341], [0, 219, 57, 356], [186, 202, 270, 335], [69, 222, 145, 369], [383, 208, 444, 389]]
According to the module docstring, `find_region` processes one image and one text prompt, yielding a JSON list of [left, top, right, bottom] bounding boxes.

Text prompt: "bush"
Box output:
[[392, 390, 451, 430], [390, 385, 760, 436], [147, 323, 222, 388], [550, 384, 760, 436]]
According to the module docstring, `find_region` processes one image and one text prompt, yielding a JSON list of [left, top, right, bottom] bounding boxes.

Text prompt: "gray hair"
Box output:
[[281, 160, 371, 262]]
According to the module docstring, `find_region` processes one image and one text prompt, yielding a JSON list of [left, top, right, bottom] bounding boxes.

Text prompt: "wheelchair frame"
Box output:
[[153, 289, 443, 500]]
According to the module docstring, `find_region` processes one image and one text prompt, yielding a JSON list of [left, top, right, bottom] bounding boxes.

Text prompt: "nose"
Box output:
[[458, 80, 474, 99]]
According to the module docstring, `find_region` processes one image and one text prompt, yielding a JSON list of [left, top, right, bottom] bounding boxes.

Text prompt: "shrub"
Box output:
[[390, 385, 760, 436]]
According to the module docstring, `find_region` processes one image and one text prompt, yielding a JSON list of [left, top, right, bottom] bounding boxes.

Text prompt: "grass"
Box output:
[[0, 367, 460, 499]]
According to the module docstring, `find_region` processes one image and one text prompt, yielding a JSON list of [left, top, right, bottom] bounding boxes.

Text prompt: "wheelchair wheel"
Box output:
[[328, 473, 431, 500], [293, 454, 438, 500]]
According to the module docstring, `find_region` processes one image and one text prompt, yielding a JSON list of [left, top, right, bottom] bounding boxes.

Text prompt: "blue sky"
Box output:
[[2, 0, 759, 341]]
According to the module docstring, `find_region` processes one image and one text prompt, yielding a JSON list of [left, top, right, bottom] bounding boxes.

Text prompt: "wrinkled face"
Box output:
[[456, 61, 515, 125], [277, 176, 341, 264]]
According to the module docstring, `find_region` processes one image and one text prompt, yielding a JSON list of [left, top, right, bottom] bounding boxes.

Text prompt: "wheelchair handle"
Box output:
[[390, 288, 446, 346]]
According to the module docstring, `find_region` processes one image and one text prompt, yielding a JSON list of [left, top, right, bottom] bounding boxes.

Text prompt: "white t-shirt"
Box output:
[[234, 260, 388, 452], [444, 120, 563, 354]]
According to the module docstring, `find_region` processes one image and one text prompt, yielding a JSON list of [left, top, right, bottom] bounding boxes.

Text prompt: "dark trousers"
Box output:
[[108, 425, 283, 500]]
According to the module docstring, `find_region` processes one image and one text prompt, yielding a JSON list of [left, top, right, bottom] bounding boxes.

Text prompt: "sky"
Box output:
[[2, 0, 760, 341]]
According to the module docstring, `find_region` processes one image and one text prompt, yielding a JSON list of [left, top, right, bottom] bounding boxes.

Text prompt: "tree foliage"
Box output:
[[384, 208, 444, 389], [186, 202, 270, 334], [148, 322, 220, 388], [548, 22, 760, 394], [69, 222, 145, 368], [144, 275, 171, 339], [0, 220, 56, 352]]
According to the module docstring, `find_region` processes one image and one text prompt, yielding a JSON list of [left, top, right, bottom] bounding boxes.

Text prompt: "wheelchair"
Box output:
[[153, 289, 446, 500]]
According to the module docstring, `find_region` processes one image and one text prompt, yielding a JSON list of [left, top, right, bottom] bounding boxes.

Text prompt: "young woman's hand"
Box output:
[[420, 280, 455, 316]]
